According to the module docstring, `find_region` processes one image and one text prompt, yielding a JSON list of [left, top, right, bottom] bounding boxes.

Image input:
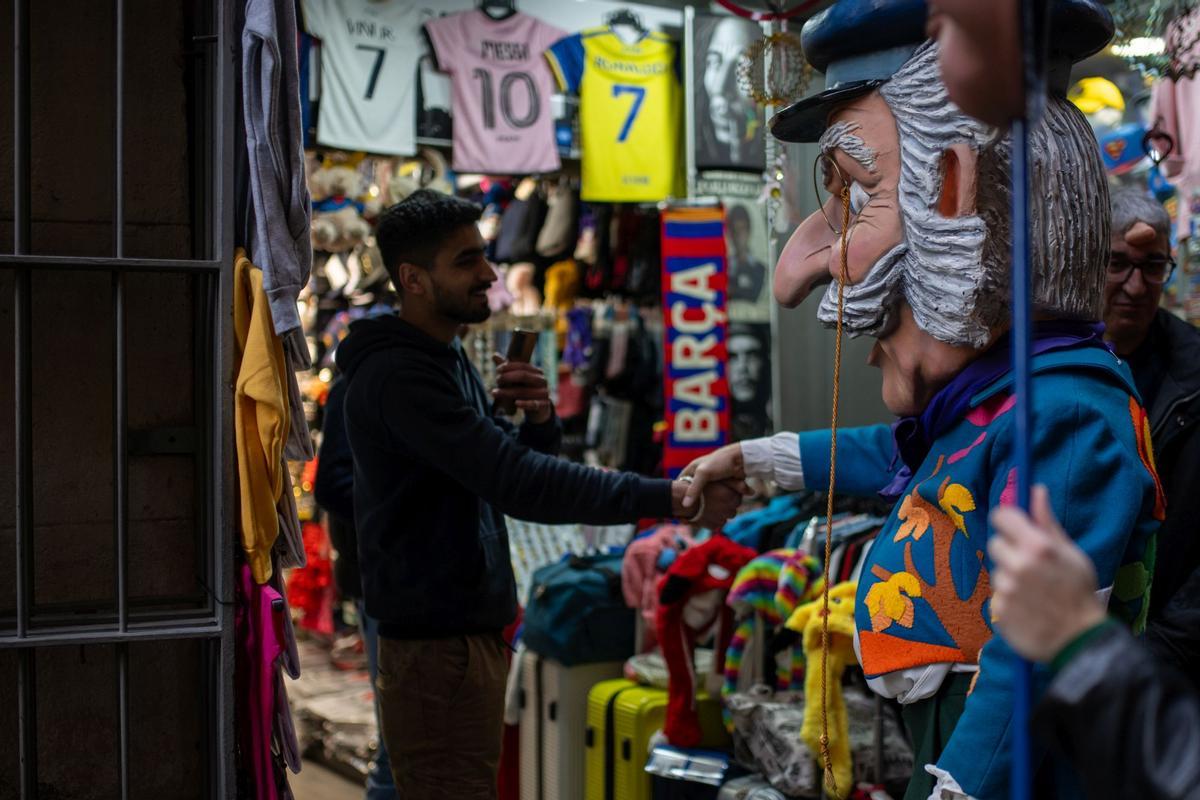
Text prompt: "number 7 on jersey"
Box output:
[[356, 45, 386, 100], [611, 84, 646, 143]]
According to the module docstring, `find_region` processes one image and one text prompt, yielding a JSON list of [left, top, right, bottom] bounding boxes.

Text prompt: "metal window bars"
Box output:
[[3, 0, 235, 797]]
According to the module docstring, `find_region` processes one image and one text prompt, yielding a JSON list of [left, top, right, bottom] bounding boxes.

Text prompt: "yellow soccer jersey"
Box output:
[[546, 27, 683, 202]]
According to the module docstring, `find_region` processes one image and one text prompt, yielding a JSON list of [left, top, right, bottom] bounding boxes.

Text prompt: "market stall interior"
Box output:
[[265, 1, 1200, 799], [0, 0, 1194, 797]]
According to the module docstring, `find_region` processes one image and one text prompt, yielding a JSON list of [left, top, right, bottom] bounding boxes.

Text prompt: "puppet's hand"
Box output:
[[670, 479, 744, 530], [925, 765, 973, 800], [679, 445, 752, 512]]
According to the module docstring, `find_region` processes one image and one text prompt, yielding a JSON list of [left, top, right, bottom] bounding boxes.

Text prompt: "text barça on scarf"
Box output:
[[661, 207, 732, 479]]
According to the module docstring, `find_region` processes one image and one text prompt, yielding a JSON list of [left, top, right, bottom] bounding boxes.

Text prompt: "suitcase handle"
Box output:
[[586, 727, 595, 748], [548, 700, 558, 722], [621, 738, 631, 762]]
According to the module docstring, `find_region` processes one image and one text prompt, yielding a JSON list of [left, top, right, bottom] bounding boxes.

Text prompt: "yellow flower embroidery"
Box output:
[[938, 480, 976, 535], [894, 494, 930, 543], [865, 572, 922, 632]]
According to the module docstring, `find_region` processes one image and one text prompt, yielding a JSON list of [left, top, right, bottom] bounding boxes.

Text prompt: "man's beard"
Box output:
[[433, 282, 492, 325]]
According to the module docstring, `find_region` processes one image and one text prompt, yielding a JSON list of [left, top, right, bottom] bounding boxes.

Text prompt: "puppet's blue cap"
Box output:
[[771, 0, 1114, 143]]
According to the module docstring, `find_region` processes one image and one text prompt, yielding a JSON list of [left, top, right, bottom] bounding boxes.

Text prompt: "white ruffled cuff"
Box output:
[[741, 432, 805, 491]]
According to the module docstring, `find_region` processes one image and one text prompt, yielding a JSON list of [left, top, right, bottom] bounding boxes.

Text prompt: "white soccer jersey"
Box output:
[[300, 0, 441, 155]]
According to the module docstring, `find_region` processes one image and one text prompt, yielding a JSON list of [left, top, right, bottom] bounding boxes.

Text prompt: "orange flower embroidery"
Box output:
[[894, 493, 931, 543]]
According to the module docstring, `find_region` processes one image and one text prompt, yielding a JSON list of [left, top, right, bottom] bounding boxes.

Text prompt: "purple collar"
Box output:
[[879, 320, 1110, 500]]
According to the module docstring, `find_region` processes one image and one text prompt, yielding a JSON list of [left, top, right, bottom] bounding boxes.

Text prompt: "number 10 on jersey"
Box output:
[[612, 84, 645, 143]]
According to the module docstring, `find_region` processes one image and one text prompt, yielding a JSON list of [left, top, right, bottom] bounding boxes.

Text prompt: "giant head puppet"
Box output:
[[771, 0, 1113, 414]]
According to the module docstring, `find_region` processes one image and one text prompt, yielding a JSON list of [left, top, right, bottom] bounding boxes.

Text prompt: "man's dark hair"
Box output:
[[375, 189, 482, 291], [727, 204, 751, 227]]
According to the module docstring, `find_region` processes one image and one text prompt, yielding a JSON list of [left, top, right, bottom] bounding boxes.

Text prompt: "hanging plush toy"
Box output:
[[721, 549, 822, 730], [387, 147, 454, 205], [786, 581, 858, 800], [310, 164, 372, 253], [656, 535, 757, 748]]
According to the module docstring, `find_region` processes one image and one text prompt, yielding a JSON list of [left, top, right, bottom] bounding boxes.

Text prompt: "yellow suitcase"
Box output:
[[585, 678, 639, 800], [613, 686, 731, 800]]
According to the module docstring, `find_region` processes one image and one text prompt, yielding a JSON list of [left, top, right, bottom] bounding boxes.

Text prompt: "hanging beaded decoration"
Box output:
[[736, 30, 813, 107]]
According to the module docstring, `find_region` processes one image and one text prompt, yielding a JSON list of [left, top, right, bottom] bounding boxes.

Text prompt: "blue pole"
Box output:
[[1009, 117, 1035, 800]]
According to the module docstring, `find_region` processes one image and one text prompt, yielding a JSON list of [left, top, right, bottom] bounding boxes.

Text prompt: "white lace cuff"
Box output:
[[741, 432, 804, 491]]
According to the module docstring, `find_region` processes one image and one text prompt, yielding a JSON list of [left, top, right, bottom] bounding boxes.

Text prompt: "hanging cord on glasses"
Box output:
[[819, 183, 851, 798]]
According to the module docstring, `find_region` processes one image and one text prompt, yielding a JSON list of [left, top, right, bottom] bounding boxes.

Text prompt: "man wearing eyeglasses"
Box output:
[[1104, 188, 1200, 627]]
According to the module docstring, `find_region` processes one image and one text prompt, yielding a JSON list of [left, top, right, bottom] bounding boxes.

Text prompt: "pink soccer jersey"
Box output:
[[425, 10, 565, 174]]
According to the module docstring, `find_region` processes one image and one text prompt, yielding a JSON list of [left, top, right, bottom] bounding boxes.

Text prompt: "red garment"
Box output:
[[286, 521, 334, 634], [655, 536, 756, 747], [498, 609, 523, 800]]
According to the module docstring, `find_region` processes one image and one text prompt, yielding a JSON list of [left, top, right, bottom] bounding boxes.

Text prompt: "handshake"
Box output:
[[667, 443, 751, 530]]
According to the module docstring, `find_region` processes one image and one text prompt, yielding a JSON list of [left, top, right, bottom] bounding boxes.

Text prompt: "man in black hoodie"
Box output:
[[337, 190, 743, 799]]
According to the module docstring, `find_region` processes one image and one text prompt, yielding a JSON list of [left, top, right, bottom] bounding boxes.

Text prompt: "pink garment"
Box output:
[[236, 563, 289, 800], [1152, 7, 1200, 239], [425, 10, 565, 174], [621, 525, 694, 650]]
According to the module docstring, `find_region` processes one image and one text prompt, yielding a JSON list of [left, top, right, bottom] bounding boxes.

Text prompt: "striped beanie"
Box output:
[[722, 549, 821, 727]]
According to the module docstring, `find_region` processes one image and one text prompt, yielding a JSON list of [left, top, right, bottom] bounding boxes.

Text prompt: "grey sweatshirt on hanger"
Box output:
[[241, 0, 316, 463], [242, 0, 312, 336]]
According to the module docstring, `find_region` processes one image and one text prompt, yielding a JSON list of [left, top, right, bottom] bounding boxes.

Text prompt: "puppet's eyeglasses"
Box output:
[[812, 152, 852, 235]]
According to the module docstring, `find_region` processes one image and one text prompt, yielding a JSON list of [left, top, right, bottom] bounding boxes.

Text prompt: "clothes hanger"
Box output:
[[605, 9, 648, 42], [1143, 116, 1176, 166], [479, 0, 517, 21]]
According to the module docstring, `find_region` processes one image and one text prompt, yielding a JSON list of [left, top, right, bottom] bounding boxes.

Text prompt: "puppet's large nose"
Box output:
[[774, 202, 838, 308]]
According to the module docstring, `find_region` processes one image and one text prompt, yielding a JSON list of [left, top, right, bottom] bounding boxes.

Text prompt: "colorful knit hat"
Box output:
[[776, 551, 822, 621], [722, 549, 822, 728]]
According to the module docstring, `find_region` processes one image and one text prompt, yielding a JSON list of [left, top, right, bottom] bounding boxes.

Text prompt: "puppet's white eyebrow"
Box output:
[[820, 120, 878, 174]]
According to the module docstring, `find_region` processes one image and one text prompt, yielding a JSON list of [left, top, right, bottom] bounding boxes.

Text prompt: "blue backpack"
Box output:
[[522, 552, 635, 666]]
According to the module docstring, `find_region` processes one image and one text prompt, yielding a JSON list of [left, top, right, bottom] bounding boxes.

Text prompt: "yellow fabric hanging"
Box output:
[[234, 248, 290, 583], [543, 260, 581, 348], [787, 581, 859, 800]]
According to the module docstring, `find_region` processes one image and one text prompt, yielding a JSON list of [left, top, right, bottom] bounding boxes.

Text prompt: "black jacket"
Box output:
[[1147, 563, 1200, 686], [338, 315, 673, 639], [1136, 310, 1200, 621], [313, 377, 362, 601], [1035, 622, 1200, 800]]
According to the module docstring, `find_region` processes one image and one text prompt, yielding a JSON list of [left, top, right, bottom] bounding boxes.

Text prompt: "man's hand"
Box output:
[[670, 479, 744, 530], [679, 444, 750, 512], [988, 485, 1107, 663], [491, 353, 553, 424]]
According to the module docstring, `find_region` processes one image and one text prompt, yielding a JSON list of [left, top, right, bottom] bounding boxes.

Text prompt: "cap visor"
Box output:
[[769, 80, 884, 143]]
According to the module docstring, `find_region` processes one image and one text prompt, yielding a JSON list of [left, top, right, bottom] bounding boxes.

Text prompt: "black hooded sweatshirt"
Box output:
[[337, 314, 673, 639]]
